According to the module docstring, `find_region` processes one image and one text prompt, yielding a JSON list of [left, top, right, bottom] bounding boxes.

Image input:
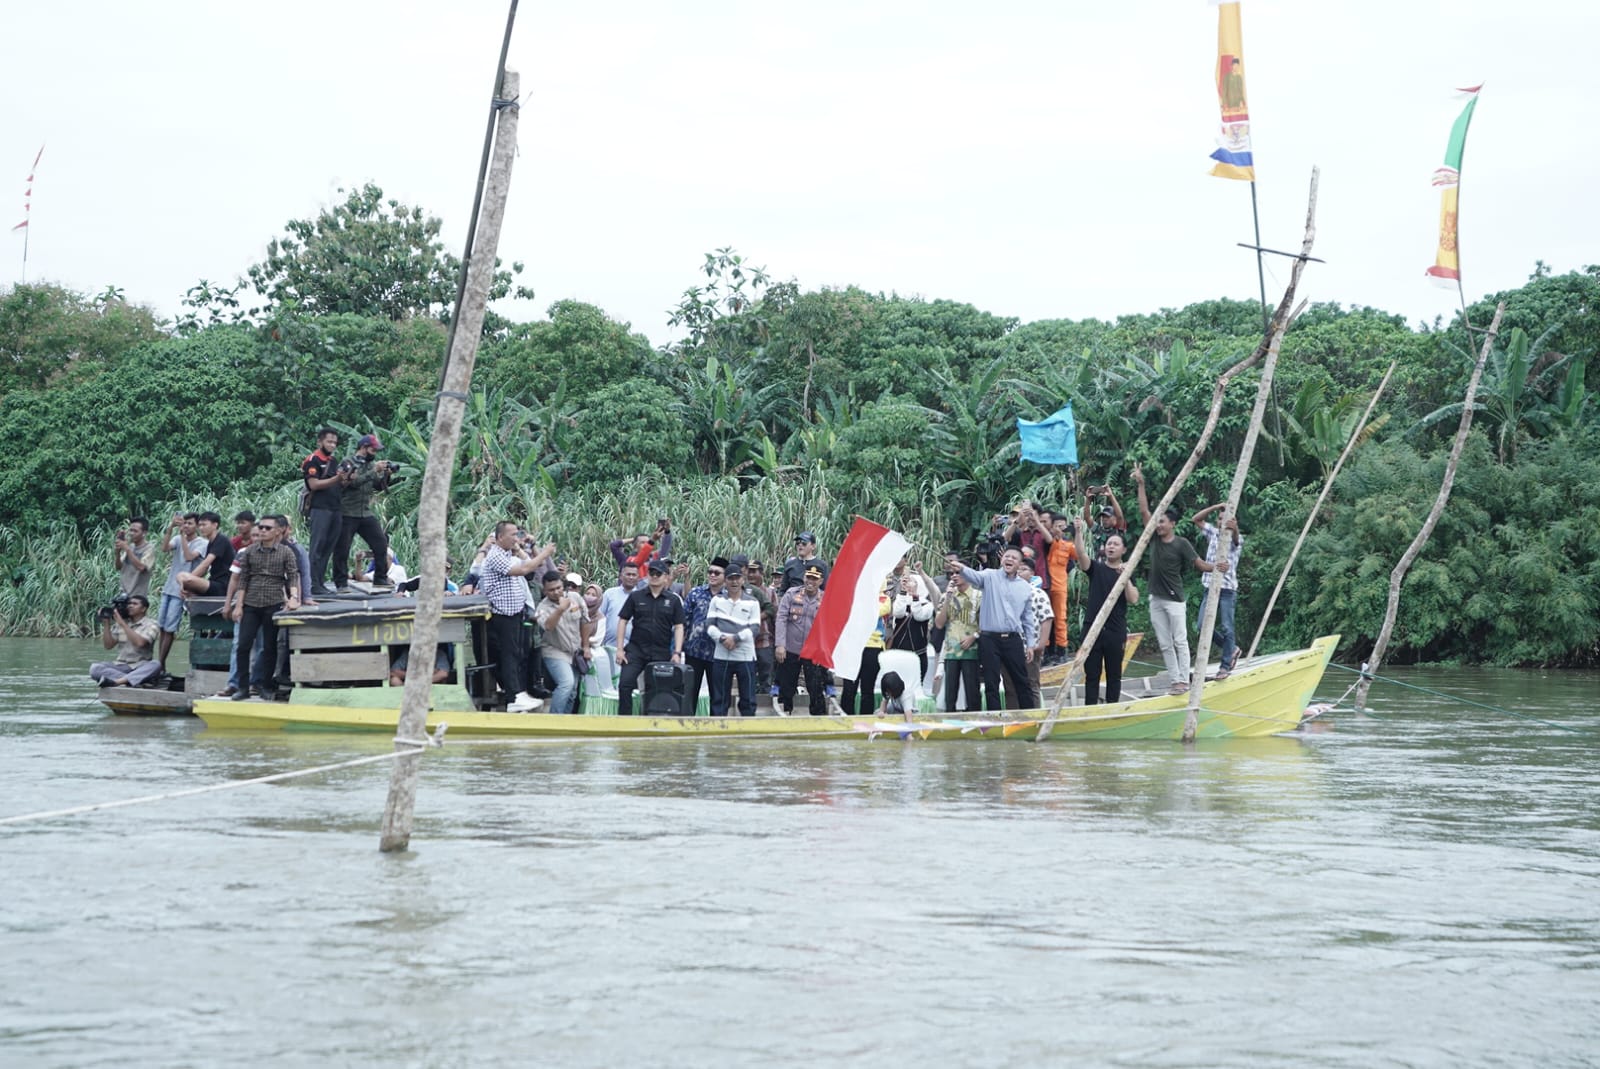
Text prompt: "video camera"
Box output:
[[98, 593, 131, 622]]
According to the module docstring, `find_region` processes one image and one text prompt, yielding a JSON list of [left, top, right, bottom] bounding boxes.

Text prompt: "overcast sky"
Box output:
[[4, 1, 1595, 347]]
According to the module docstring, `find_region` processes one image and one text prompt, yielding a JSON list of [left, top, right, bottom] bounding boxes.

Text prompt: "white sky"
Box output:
[[3, 1, 1596, 346]]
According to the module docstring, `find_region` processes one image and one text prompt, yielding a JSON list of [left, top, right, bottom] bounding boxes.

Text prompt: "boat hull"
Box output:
[[194, 636, 1337, 741]]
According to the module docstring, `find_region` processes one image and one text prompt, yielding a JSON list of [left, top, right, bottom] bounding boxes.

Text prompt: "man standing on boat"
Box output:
[[1192, 503, 1244, 678], [598, 562, 641, 650], [1133, 465, 1228, 695], [114, 517, 155, 599], [535, 570, 590, 715], [1072, 518, 1139, 704], [301, 428, 344, 596], [706, 557, 761, 716], [682, 556, 729, 711], [221, 514, 300, 702], [480, 521, 553, 713], [933, 564, 982, 712], [779, 531, 829, 593], [332, 434, 395, 594], [960, 547, 1038, 711], [156, 512, 205, 675], [615, 559, 686, 717], [774, 564, 828, 715]]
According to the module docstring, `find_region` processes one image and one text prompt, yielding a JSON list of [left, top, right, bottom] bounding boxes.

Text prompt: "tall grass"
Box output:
[[0, 470, 959, 636]]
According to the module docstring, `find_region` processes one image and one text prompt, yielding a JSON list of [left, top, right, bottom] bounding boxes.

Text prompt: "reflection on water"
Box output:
[[2, 638, 1598, 1066]]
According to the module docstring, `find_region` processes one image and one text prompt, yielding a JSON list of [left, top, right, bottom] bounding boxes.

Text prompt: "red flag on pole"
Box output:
[[13, 144, 43, 232]]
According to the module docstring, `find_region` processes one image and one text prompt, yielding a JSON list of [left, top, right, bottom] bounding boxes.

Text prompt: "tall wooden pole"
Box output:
[[1185, 169, 1320, 742], [1245, 360, 1395, 660], [1354, 301, 1504, 711], [379, 70, 520, 853]]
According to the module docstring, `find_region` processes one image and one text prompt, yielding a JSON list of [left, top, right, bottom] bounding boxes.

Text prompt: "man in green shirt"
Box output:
[[332, 434, 395, 594], [1134, 465, 1229, 695], [934, 567, 982, 712]]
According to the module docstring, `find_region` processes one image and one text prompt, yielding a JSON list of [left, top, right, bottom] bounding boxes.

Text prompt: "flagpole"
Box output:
[[20, 223, 28, 283], [1249, 182, 1268, 330]]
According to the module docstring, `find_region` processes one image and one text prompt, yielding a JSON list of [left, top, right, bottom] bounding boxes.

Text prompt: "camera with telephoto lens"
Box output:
[[98, 594, 131, 622], [973, 537, 1007, 570]]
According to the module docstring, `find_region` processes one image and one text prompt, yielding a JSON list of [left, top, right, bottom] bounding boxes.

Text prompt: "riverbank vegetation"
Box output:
[[2, 184, 1596, 664]]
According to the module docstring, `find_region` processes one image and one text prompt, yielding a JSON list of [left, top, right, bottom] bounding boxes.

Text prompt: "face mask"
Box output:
[[584, 594, 600, 609]]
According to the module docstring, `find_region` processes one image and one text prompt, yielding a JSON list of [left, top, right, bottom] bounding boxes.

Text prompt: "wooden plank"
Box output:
[[185, 669, 230, 697], [290, 650, 391, 683], [288, 618, 467, 651]]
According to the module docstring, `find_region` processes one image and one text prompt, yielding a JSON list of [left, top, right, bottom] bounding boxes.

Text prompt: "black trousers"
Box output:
[[978, 631, 1035, 711], [488, 611, 528, 700], [775, 653, 831, 715], [1083, 630, 1126, 705], [616, 651, 669, 716], [942, 657, 982, 712], [236, 602, 283, 696], [839, 647, 881, 717], [684, 654, 714, 714], [307, 507, 341, 590], [332, 514, 388, 587]]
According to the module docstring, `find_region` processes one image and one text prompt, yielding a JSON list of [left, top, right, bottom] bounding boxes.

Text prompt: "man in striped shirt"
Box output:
[[479, 521, 553, 713]]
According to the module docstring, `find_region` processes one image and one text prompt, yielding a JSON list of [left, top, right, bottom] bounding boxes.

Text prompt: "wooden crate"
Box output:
[[290, 649, 391, 683]]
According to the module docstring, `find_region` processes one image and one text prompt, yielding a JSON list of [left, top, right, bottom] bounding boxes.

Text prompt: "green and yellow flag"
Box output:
[[1426, 86, 1482, 284]]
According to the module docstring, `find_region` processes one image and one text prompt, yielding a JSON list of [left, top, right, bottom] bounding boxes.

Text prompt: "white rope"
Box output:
[[0, 730, 440, 828]]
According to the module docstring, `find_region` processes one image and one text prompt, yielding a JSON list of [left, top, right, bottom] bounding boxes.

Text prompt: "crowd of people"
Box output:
[[93, 428, 1243, 715]]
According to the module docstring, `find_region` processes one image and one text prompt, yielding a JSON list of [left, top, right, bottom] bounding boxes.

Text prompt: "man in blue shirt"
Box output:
[[960, 547, 1039, 711]]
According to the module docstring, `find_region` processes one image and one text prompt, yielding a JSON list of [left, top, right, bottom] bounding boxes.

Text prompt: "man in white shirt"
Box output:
[[706, 557, 762, 717]]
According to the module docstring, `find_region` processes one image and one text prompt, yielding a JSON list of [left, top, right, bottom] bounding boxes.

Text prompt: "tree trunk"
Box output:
[[1245, 359, 1395, 660], [1185, 170, 1322, 741], [379, 70, 520, 853], [1354, 302, 1505, 710]]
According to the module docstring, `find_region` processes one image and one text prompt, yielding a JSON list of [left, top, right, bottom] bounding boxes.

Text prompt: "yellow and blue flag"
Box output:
[[1209, 2, 1254, 181]]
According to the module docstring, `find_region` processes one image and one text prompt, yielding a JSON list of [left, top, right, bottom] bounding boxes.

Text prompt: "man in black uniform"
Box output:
[[615, 559, 685, 716], [301, 428, 343, 596]]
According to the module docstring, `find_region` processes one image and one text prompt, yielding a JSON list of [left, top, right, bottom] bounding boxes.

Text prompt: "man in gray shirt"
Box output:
[[960, 547, 1039, 711]]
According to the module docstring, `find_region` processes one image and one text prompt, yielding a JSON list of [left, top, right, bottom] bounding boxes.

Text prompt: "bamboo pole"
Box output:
[[1244, 359, 1396, 660], [379, 70, 520, 853], [1185, 169, 1322, 742], [1036, 169, 1322, 743], [1353, 301, 1504, 711]]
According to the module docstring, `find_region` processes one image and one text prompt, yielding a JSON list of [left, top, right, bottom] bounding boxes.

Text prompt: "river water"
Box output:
[[1, 637, 1596, 1067]]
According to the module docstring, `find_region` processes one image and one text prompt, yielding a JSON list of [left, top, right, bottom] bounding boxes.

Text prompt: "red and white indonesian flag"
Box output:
[[800, 517, 909, 681]]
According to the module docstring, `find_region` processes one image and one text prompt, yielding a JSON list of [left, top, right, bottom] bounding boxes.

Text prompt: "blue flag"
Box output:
[[1017, 405, 1078, 466]]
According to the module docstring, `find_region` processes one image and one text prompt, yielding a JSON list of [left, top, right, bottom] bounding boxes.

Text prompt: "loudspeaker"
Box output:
[[643, 662, 690, 717]]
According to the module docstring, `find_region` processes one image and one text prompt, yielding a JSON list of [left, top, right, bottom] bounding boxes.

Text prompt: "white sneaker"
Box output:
[[508, 693, 543, 713]]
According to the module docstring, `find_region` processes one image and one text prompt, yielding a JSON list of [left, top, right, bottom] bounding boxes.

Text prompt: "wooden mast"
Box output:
[[379, 70, 521, 853]]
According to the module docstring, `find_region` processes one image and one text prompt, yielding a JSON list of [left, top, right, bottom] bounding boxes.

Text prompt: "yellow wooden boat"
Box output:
[[194, 635, 1338, 741]]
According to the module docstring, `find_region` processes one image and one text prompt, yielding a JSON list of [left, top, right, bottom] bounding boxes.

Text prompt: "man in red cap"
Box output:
[[332, 433, 396, 594]]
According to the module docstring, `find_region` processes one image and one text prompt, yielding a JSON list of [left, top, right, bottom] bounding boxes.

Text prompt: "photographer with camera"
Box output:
[[1081, 482, 1128, 562], [89, 594, 161, 688], [331, 434, 396, 594], [113, 518, 155, 599]]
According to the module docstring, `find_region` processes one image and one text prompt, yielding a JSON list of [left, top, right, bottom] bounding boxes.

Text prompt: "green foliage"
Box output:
[[0, 283, 166, 397], [484, 300, 652, 405], [245, 183, 526, 321], [566, 381, 692, 486]]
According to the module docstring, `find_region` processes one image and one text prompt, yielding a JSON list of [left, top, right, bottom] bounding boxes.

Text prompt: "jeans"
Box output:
[[542, 652, 577, 714], [1211, 587, 1237, 669], [1149, 597, 1191, 684], [711, 659, 756, 717], [307, 508, 342, 591]]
